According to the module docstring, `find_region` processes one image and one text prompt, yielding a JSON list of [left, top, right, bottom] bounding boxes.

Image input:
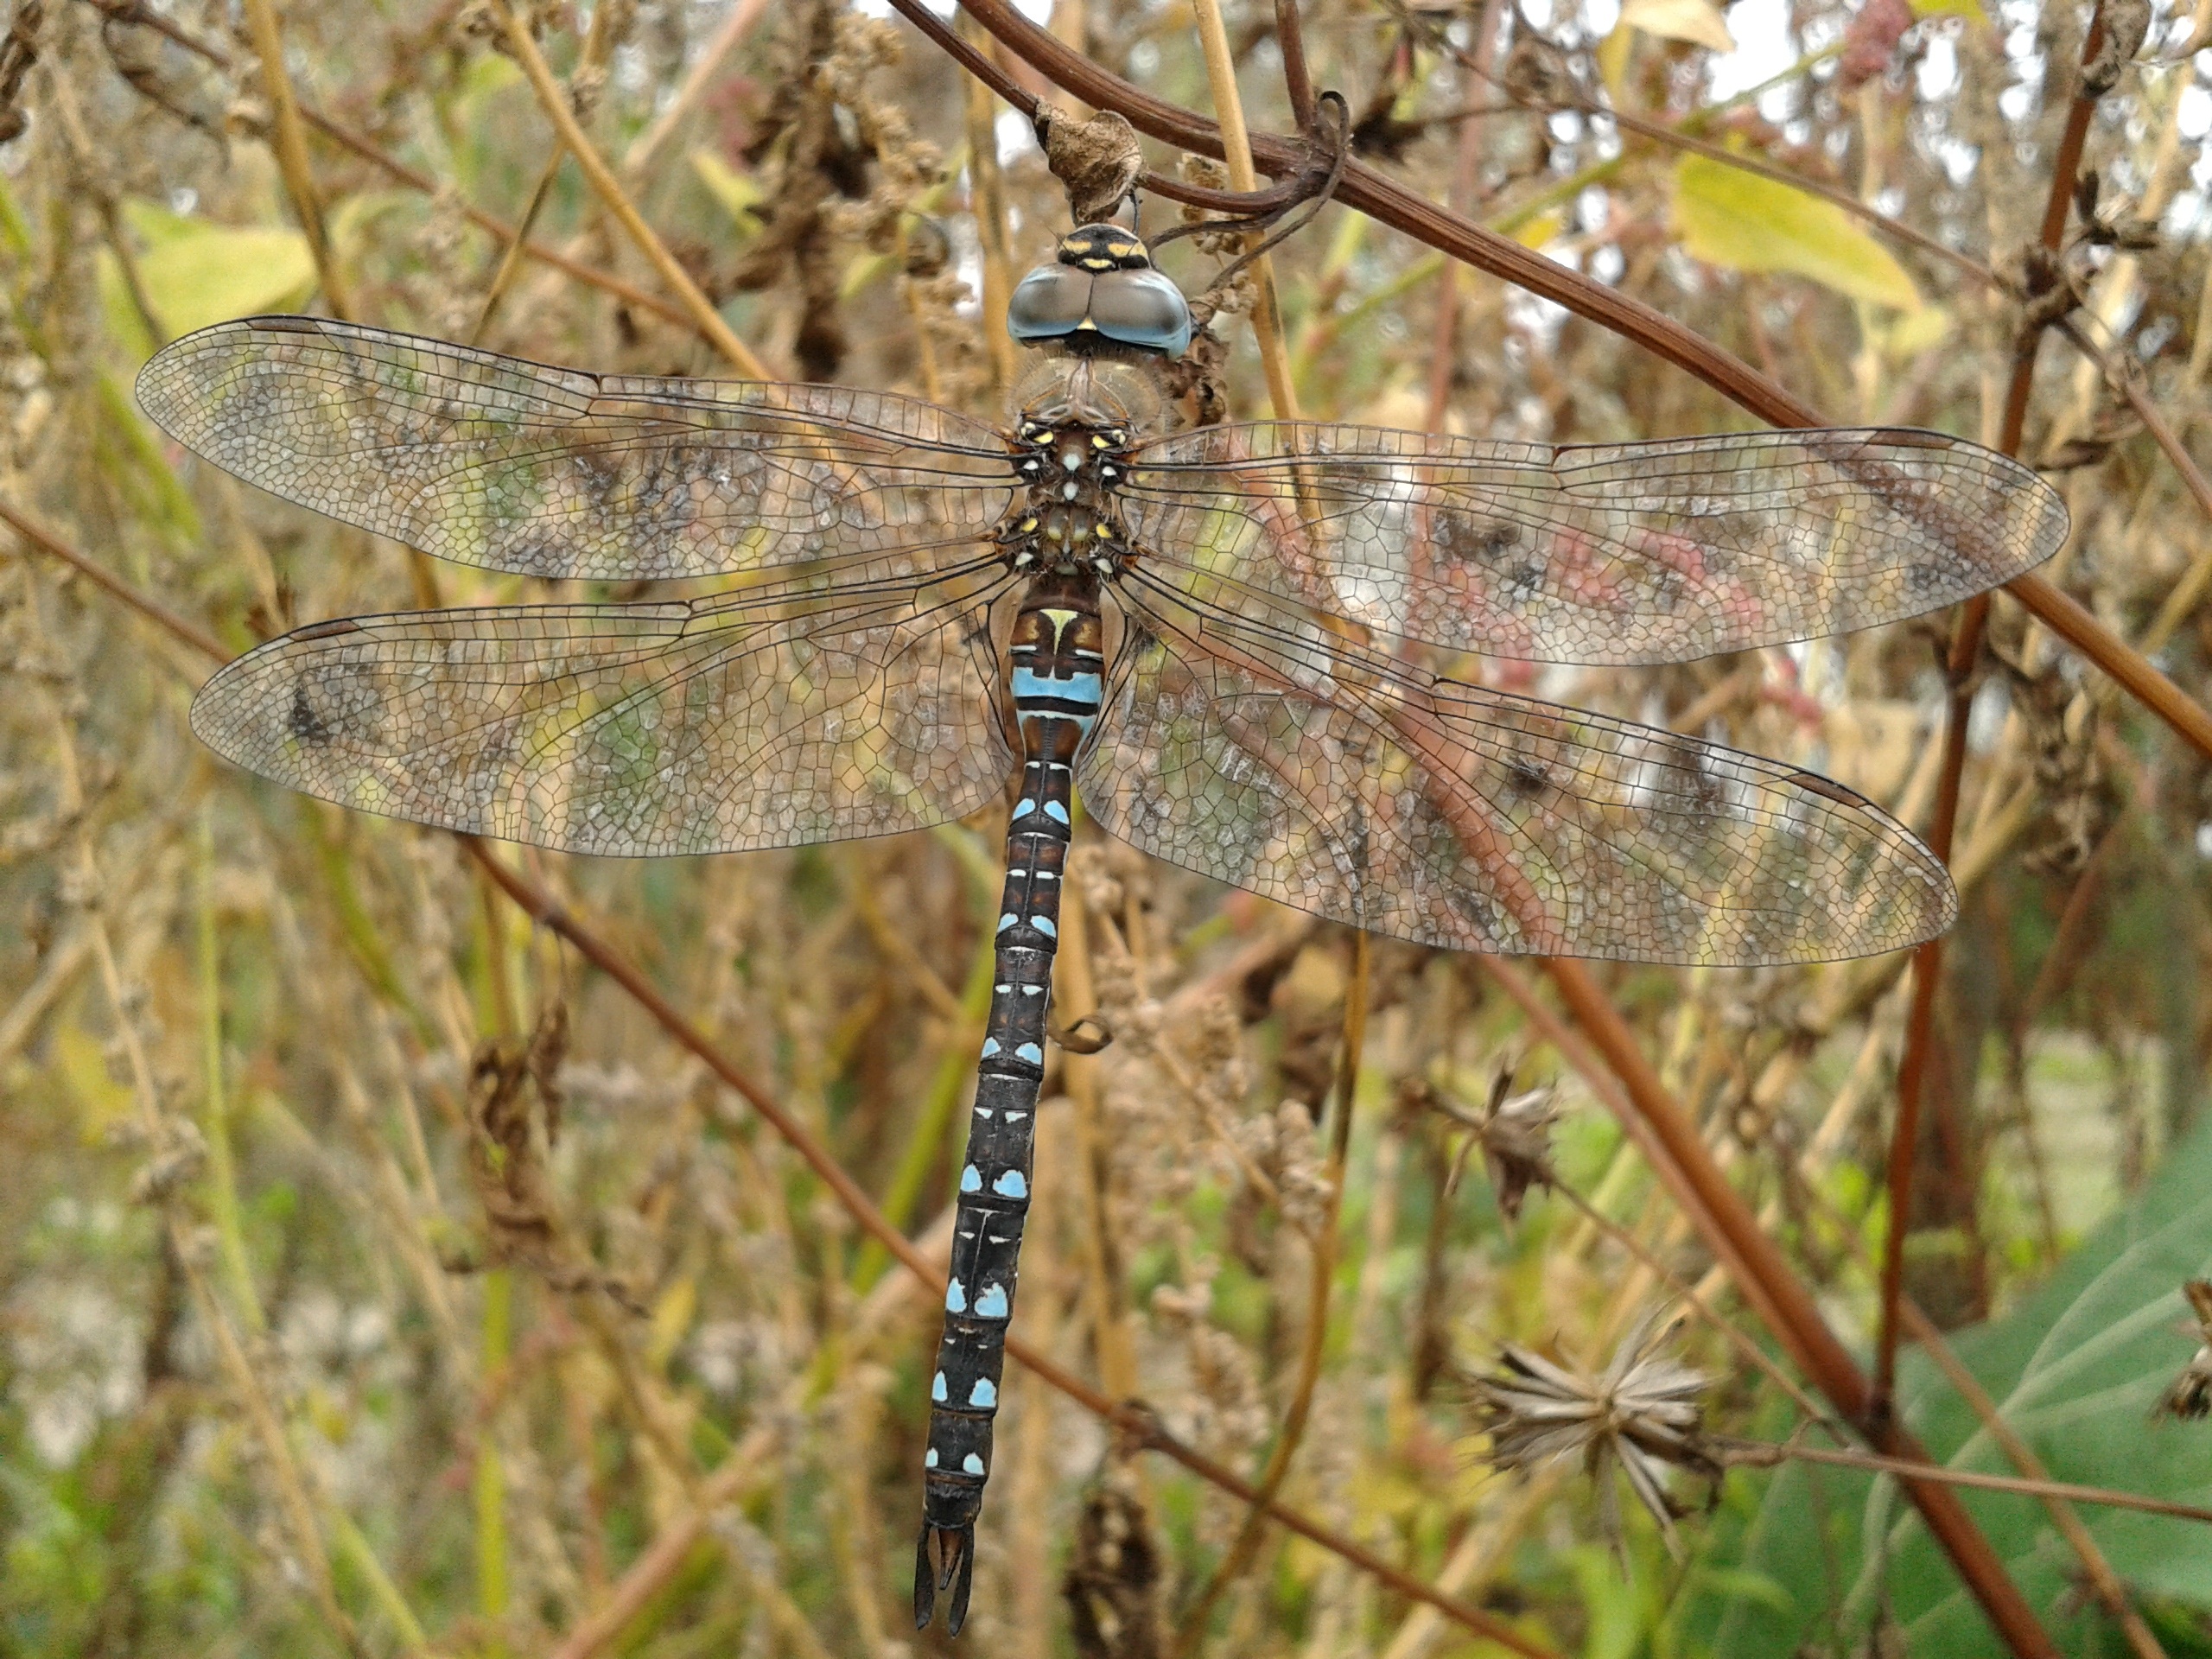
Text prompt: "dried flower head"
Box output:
[[2157, 1280, 2212, 1421], [1416, 1066, 1560, 1222], [1468, 1309, 1719, 1555]]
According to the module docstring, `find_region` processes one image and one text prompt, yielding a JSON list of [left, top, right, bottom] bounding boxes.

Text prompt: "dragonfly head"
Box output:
[[1007, 223, 1192, 359]]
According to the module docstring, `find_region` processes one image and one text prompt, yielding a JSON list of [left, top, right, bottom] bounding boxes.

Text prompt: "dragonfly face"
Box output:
[[135, 225, 2068, 1637]]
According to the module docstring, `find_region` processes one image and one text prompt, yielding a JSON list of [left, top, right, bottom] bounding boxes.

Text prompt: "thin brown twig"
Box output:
[[1713, 1435, 2212, 1529], [1271, 0, 1315, 132], [1188, 0, 1299, 423], [1901, 1300, 2170, 1659]]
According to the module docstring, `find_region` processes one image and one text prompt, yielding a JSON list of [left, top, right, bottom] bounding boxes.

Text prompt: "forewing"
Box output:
[[1122, 423, 2066, 664], [1079, 579, 1953, 965], [191, 562, 1016, 855], [138, 317, 1014, 581]]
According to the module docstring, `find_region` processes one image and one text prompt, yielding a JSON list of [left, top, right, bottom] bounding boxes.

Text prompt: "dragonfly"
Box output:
[[137, 220, 2067, 1634]]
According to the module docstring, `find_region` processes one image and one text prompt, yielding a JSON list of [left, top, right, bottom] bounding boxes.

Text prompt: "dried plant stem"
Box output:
[[472, 152, 566, 345], [1877, 0, 2113, 1419], [848, 925, 994, 1292], [29, 580, 378, 1656], [476, 1268, 514, 1651], [1716, 1436, 2212, 1529], [546, 1440, 764, 1659], [240, 0, 353, 319], [617, 0, 776, 184], [1173, 931, 1370, 1652], [1186, 0, 1300, 423], [1376, 1470, 1560, 1659], [195, 809, 264, 1333], [491, 0, 769, 378], [962, 10, 1020, 394]]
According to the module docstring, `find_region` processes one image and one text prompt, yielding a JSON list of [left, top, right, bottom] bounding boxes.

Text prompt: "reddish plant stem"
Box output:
[[1272, 0, 1316, 133], [935, 0, 2212, 770], [1539, 959, 2058, 1659], [1874, 0, 2112, 1416]]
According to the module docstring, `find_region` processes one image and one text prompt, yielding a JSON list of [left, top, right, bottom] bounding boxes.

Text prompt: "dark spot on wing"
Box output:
[[287, 683, 333, 745], [293, 618, 364, 642], [1504, 757, 1550, 798]]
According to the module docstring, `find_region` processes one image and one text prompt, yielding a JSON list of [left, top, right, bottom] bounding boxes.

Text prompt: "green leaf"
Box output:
[[1669, 152, 1923, 311], [688, 149, 763, 234], [101, 200, 315, 350], [1686, 1113, 2212, 1656]]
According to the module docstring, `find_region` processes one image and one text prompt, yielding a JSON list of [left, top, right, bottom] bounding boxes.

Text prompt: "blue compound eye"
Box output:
[[1085, 268, 1192, 357], [1007, 264, 1094, 344], [1005, 260, 1192, 358]]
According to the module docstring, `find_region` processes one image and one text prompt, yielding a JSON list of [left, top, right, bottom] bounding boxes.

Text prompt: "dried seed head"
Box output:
[[2157, 1280, 2212, 1421], [1468, 1308, 1719, 1555], [1414, 1066, 1560, 1222], [1478, 1074, 1560, 1223]]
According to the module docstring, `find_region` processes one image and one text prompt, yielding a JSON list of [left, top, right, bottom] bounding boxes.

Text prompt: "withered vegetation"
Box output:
[[3, 0, 2211, 1654]]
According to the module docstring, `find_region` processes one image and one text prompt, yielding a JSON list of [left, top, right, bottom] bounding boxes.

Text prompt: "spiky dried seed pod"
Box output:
[[1468, 1308, 1720, 1555]]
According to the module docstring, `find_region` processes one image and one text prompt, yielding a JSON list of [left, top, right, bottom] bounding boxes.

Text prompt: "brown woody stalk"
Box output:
[[8, 515, 1561, 1659]]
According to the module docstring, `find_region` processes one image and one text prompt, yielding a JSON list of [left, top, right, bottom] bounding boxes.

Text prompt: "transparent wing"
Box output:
[[138, 317, 1015, 582], [1122, 423, 2066, 664], [191, 559, 1017, 855], [1079, 576, 1953, 965]]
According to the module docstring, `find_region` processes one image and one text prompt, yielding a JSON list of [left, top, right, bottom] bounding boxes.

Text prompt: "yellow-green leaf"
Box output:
[[647, 1274, 697, 1370], [114, 200, 316, 342], [1910, 0, 1985, 17], [1876, 302, 1954, 359], [56, 1020, 133, 1143], [1510, 208, 1567, 250], [688, 148, 763, 232], [1670, 153, 1922, 311], [1620, 0, 1735, 53]]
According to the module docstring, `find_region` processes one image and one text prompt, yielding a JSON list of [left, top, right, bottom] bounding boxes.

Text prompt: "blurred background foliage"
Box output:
[[2, 0, 2211, 1653]]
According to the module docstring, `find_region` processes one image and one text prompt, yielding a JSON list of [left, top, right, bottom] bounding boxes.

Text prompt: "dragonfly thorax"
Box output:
[[1001, 418, 1137, 577]]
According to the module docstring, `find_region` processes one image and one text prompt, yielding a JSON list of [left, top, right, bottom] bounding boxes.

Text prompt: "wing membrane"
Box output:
[[1123, 423, 2066, 664], [139, 317, 1015, 581], [192, 560, 1016, 855], [1079, 577, 1952, 964]]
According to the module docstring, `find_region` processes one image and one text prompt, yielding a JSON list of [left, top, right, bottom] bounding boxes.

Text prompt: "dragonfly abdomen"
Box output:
[[917, 573, 1103, 1633]]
